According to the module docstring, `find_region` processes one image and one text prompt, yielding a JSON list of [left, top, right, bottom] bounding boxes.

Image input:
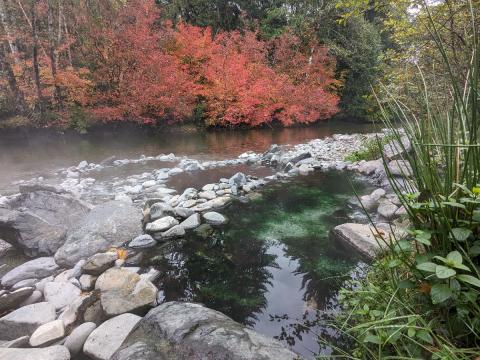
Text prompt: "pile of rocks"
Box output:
[[0, 254, 298, 359]]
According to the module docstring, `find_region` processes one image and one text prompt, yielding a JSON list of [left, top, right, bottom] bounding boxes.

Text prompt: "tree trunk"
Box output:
[[0, 0, 19, 62], [31, 0, 43, 117], [47, 0, 61, 105], [1, 41, 27, 113]]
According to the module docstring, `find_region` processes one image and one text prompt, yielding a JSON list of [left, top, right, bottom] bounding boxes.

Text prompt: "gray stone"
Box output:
[[79, 274, 97, 291], [95, 268, 157, 316], [388, 160, 413, 177], [0, 190, 89, 256], [198, 190, 216, 200], [82, 252, 118, 275], [180, 213, 201, 230], [18, 184, 65, 194], [332, 223, 393, 259], [35, 276, 54, 293], [145, 216, 178, 233], [54, 200, 142, 267], [59, 293, 100, 330], [64, 322, 96, 356], [370, 188, 386, 201], [128, 235, 156, 249], [44, 282, 81, 310], [18, 290, 43, 307], [159, 225, 185, 239], [0, 345, 71, 360], [83, 313, 142, 360], [203, 212, 227, 225], [29, 320, 65, 347], [112, 302, 299, 360], [359, 195, 378, 211], [0, 336, 29, 348], [149, 203, 174, 221], [229, 172, 247, 187], [0, 239, 11, 257], [0, 287, 34, 311], [173, 207, 194, 219], [288, 152, 311, 165], [383, 136, 411, 160], [0, 302, 56, 340], [1, 257, 59, 287], [377, 201, 399, 220], [191, 196, 231, 212], [357, 159, 383, 175]]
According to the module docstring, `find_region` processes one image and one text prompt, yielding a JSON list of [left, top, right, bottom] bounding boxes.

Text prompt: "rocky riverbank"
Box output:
[[0, 131, 411, 359]]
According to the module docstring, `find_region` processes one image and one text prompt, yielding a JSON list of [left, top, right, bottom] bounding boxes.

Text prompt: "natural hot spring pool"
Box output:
[[141, 171, 372, 358]]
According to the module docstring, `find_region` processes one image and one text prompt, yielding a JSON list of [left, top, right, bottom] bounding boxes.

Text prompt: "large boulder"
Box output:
[[0, 190, 90, 256], [95, 268, 157, 316], [1, 257, 59, 287], [332, 223, 393, 259], [0, 345, 71, 360], [54, 201, 142, 267], [0, 302, 56, 340], [112, 302, 299, 360]]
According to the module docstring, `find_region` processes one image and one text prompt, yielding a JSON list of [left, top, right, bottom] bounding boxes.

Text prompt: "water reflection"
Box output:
[[0, 121, 376, 193], [142, 171, 372, 357]]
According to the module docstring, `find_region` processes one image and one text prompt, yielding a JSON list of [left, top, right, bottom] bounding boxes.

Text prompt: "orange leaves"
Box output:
[[88, 0, 340, 127]]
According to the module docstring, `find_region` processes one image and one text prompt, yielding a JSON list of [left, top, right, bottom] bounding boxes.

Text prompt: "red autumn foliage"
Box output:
[[89, 1, 196, 124], [88, 0, 339, 127]]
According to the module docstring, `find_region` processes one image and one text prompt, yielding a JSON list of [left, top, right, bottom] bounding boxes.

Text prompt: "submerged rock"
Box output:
[[54, 200, 142, 267], [112, 302, 300, 360], [0, 190, 90, 256]]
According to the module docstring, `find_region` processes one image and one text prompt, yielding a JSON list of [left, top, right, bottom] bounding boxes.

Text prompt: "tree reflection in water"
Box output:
[[142, 171, 371, 357]]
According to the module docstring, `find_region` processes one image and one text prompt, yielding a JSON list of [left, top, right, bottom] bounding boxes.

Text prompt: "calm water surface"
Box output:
[[143, 171, 371, 357]]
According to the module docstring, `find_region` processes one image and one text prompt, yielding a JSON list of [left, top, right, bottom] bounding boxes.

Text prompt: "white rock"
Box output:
[[145, 216, 179, 232], [83, 313, 142, 360], [29, 320, 65, 347], [180, 213, 201, 230], [203, 212, 227, 225], [44, 282, 81, 310], [79, 274, 97, 291]]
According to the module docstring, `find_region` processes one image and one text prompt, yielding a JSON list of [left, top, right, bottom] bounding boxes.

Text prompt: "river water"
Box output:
[[0, 122, 376, 358]]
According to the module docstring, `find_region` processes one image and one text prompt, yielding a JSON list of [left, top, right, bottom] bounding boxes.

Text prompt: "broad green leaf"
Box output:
[[415, 231, 432, 246], [435, 265, 456, 279], [469, 245, 480, 257], [451, 228, 472, 242], [473, 211, 480, 222], [457, 275, 480, 288], [416, 330, 434, 344], [416, 262, 437, 273], [363, 334, 382, 345], [446, 251, 462, 264], [452, 263, 470, 272], [407, 327, 416, 337], [430, 284, 452, 304], [388, 259, 402, 268]]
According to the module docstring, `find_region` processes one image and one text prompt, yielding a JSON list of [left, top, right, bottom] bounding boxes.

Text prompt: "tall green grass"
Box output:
[[323, 1, 480, 358]]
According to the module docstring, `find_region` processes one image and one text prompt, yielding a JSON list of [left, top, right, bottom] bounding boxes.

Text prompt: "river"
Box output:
[[0, 121, 376, 358]]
